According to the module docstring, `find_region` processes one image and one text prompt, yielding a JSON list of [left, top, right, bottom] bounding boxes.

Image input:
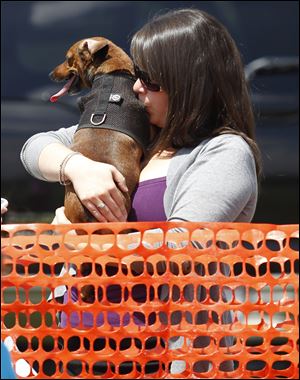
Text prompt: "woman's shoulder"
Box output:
[[199, 133, 252, 153], [174, 133, 253, 161], [168, 133, 256, 182]]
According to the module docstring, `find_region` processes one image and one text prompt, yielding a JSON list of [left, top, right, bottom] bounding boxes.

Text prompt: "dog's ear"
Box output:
[[92, 44, 109, 61], [83, 39, 109, 56], [78, 39, 109, 64]]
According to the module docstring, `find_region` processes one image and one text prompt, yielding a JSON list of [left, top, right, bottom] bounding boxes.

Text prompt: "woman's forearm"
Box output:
[[20, 125, 77, 181], [38, 142, 78, 182]]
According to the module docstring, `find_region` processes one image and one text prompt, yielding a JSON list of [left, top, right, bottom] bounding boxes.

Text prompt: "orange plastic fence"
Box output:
[[1, 222, 299, 379]]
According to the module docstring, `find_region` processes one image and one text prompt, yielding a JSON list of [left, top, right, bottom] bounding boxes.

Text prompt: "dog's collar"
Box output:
[[93, 71, 134, 82]]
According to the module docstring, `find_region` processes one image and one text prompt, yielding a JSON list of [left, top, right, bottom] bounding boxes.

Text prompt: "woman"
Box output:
[[21, 9, 261, 225], [20, 8, 261, 374]]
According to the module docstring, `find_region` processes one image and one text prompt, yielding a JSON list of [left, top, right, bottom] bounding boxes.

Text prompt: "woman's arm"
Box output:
[[165, 135, 258, 222], [20, 125, 77, 181], [20, 125, 128, 221]]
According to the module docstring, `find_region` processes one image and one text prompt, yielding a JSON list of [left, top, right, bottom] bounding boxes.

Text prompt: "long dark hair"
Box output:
[[130, 8, 262, 178]]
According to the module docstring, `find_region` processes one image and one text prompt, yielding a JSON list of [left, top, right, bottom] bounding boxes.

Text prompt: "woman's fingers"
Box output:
[[84, 201, 107, 222], [108, 188, 128, 219], [111, 167, 129, 193], [52, 199, 126, 225], [104, 167, 128, 220], [97, 193, 126, 222], [84, 196, 126, 222]]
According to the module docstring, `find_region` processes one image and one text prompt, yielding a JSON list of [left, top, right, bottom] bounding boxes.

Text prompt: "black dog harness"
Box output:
[[76, 73, 150, 154]]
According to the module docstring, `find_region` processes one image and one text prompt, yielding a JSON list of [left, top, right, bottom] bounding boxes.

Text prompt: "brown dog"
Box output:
[[49, 37, 151, 303], [49, 37, 150, 223]]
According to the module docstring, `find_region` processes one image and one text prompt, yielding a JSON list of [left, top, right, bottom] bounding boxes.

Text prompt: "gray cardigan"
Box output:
[[20, 125, 258, 222]]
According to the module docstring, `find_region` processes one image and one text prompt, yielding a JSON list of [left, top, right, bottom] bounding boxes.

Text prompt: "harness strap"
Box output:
[[76, 73, 151, 155], [90, 75, 115, 126]]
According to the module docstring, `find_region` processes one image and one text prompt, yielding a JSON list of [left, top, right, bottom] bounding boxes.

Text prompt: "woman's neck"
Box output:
[[140, 148, 175, 181]]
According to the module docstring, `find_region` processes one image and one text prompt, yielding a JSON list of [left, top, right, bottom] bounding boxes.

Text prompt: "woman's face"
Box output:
[[133, 79, 169, 128]]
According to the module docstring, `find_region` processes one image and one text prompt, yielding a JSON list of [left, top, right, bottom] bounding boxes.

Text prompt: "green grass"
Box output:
[[3, 211, 54, 224]]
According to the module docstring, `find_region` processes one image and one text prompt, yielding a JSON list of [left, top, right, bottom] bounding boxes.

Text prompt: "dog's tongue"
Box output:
[[50, 75, 76, 102]]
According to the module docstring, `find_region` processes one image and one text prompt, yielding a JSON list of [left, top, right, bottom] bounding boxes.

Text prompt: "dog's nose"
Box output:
[[49, 71, 55, 80]]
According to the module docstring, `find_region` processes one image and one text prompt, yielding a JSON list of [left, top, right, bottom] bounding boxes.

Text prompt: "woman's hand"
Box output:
[[64, 154, 128, 222]]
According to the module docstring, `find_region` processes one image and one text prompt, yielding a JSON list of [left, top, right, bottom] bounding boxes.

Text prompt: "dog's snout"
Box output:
[[49, 69, 63, 82]]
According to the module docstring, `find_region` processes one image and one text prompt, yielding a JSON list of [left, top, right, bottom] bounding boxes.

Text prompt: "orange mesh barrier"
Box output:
[[1, 222, 299, 379]]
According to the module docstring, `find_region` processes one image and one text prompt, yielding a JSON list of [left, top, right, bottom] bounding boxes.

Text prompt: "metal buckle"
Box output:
[[90, 113, 106, 126]]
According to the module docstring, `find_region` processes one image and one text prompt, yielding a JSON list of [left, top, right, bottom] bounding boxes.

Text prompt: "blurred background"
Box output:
[[1, 1, 299, 224]]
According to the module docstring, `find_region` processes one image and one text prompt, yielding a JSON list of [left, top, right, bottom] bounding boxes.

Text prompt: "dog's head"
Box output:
[[49, 37, 134, 102]]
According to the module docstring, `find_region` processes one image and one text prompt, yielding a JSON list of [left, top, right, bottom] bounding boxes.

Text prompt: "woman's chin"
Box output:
[[149, 116, 164, 129]]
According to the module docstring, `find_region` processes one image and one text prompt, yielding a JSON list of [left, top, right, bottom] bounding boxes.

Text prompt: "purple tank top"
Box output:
[[60, 177, 167, 328], [128, 176, 167, 221]]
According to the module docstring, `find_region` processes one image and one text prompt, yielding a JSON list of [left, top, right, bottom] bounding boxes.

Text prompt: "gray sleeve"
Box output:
[[166, 136, 257, 222], [20, 124, 77, 181]]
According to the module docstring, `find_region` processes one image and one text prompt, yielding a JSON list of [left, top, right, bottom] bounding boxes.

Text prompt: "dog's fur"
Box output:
[[49, 37, 150, 303], [49, 37, 150, 223]]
